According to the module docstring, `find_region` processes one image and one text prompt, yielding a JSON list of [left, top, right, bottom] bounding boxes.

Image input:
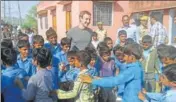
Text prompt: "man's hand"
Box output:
[[80, 75, 92, 83], [138, 91, 146, 101]]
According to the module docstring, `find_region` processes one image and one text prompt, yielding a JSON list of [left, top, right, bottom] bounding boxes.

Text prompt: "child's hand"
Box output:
[[14, 77, 24, 90], [80, 75, 92, 83], [142, 88, 147, 94], [47, 65, 52, 70], [138, 91, 146, 101], [58, 62, 66, 71]]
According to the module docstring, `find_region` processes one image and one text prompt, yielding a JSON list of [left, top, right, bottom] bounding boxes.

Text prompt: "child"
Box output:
[[1, 48, 27, 102], [32, 34, 44, 49], [125, 38, 135, 45], [58, 51, 79, 102], [113, 44, 127, 97], [91, 32, 100, 49], [17, 33, 29, 41], [115, 30, 127, 47], [140, 35, 161, 92], [82, 43, 144, 102], [56, 50, 94, 102], [16, 40, 35, 77], [44, 27, 61, 55], [17, 47, 57, 102], [97, 45, 117, 102], [104, 37, 113, 51], [138, 64, 176, 102]]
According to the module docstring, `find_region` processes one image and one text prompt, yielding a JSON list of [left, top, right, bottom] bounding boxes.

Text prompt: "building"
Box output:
[[129, 1, 176, 45], [37, 1, 131, 42], [37, 1, 176, 45]]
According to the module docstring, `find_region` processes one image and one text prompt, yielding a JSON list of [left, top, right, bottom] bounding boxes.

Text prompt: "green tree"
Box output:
[[22, 5, 37, 29]]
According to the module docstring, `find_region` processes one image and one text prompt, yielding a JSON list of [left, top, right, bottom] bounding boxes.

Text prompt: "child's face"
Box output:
[[119, 34, 127, 42], [161, 57, 176, 67], [47, 35, 57, 45], [142, 42, 152, 50], [61, 44, 70, 53], [102, 52, 111, 62], [67, 56, 75, 66], [89, 58, 96, 67], [123, 54, 133, 63], [92, 35, 98, 41], [33, 42, 43, 49], [115, 50, 124, 63], [74, 57, 81, 68], [19, 46, 29, 58], [106, 40, 113, 50]]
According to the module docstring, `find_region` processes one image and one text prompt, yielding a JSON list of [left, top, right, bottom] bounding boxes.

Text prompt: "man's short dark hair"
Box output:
[[1, 39, 13, 49], [79, 10, 91, 19], [122, 15, 129, 20], [17, 40, 30, 48], [150, 13, 158, 21], [32, 35, 44, 45], [113, 44, 124, 55], [76, 50, 91, 67], [142, 35, 152, 44], [164, 64, 176, 82], [1, 48, 17, 65], [32, 47, 52, 68], [118, 30, 127, 37], [123, 43, 143, 60], [92, 32, 97, 37], [60, 37, 71, 46]]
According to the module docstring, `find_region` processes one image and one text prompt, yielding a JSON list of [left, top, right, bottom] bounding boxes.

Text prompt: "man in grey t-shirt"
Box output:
[[67, 11, 93, 50]]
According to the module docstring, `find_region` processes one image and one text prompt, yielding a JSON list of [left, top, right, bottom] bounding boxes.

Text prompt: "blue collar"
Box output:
[[126, 61, 140, 67], [17, 54, 30, 62]]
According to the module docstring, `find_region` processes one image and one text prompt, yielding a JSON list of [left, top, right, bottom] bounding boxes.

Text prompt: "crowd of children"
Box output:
[[1, 27, 176, 102]]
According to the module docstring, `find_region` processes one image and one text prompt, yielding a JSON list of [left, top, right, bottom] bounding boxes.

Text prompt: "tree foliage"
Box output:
[[22, 5, 37, 29]]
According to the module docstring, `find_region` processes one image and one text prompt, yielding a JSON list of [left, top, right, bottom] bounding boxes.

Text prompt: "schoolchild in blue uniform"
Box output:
[[58, 50, 79, 102], [1, 48, 27, 102], [113, 44, 127, 97], [16, 47, 57, 102], [16, 40, 36, 77], [138, 64, 176, 102], [82, 43, 144, 102], [44, 27, 61, 56]]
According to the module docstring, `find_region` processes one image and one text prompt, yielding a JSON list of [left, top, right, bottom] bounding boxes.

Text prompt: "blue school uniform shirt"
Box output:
[[92, 61, 144, 102], [87, 64, 98, 77], [44, 43, 61, 56], [60, 65, 80, 82], [144, 89, 176, 102], [16, 55, 36, 77], [1, 66, 27, 102]]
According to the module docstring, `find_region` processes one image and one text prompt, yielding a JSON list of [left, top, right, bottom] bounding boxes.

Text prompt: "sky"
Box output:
[[1, 1, 39, 19]]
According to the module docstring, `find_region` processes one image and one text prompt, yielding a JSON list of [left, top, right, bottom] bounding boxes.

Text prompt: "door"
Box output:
[[52, 9, 57, 32], [66, 11, 71, 32], [169, 9, 176, 45]]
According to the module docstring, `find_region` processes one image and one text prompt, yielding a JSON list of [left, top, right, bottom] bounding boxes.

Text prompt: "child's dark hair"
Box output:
[[142, 35, 152, 43], [123, 43, 143, 60], [167, 45, 176, 60], [157, 44, 169, 58], [92, 32, 97, 37], [104, 37, 112, 44], [164, 64, 176, 82], [67, 50, 77, 58], [85, 46, 97, 59], [60, 37, 71, 46], [46, 27, 57, 38], [1, 39, 13, 49], [97, 42, 108, 52], [99, 45, 111, 57], [113, 44, 124, 55], [125, 38, 134, 45], [32, 47, 52, 68], [17, 40, 30, 48], [32, 35, 44, 45], [76, 50, 91, 67], [17, 33, 29, 40], [118, 30, 127, 37], [1, 48, 17, 65]]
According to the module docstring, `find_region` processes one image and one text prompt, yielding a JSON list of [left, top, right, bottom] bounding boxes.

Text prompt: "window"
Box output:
[[45, 16, 48, 29], [93, 2, 113, 26], [40, 17, 43, 29]]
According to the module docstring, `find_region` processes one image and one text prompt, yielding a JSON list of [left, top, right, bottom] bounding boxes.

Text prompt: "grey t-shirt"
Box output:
[[67, 26, 93, 50]]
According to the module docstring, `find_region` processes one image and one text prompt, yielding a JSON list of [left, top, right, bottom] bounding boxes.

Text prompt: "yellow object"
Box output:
[[140, 16, 148, 21], [97, 22, 103, 25]]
